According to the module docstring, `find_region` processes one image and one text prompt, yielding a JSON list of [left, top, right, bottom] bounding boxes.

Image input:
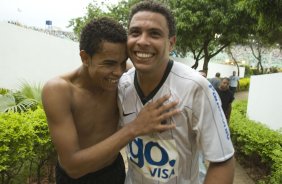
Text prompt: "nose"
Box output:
[[136, 33, 149, 46], [112, 65, 124, 77]]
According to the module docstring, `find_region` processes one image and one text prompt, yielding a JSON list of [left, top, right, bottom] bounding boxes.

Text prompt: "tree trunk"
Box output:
[[203, 56, 209, 71], [257, 61, 264, 74], [235, 60, 240, 76], [192, 59, 199, 69]]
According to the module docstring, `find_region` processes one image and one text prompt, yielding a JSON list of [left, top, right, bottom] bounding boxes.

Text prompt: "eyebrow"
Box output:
[[128, 26, 139, 31], [129, 27, 164, 34]]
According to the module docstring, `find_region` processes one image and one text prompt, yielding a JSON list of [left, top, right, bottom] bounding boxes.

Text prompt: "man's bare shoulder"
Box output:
[[42, 75, 74, 108], [44, 76, 69, 90], [44, 68, 77, 88], [43, 69, 78, 93]]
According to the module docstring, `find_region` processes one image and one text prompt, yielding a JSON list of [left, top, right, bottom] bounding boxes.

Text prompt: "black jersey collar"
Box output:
[[134, 60, 174, 105]]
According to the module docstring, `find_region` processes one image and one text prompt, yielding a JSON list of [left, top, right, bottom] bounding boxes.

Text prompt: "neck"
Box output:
[[136, 61, 169, 96], [137, 73, 159, 97]]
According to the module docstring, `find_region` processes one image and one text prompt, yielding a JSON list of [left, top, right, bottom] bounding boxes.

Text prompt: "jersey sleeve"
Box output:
[[192, 80, 234, 162]]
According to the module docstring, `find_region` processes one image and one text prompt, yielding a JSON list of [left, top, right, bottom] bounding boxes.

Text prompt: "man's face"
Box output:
[[127, 11, 175, 73], [220, 79, 230, 91], [83, 41, 127, 91]]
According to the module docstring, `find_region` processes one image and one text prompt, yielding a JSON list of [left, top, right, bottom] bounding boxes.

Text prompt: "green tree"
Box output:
[[235, 0, 282, 73], [107, 0, 140, 28], [167, 0, 252, 72], [226, 46, 240, 76], [68, 1, 108, 37], [68, 0, 259, 74], [237, 0, 282, 45], [68, 0, 140, 38]]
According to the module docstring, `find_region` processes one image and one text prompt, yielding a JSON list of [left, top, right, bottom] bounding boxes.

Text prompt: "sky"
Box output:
[[0, 0, 118, 31]]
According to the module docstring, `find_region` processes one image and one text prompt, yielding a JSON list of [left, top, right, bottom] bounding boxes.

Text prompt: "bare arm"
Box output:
[[204, 157, 235, 184], [42, 79, 179, 178]]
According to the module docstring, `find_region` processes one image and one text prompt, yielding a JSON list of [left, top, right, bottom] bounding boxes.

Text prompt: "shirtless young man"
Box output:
[[42, 17, 179, 184]]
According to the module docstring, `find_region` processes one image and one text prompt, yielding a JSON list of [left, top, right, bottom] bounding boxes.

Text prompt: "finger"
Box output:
[[150, 95, 170, 108], [159, 109, 180, 120], [157, 100, 179, 114], [156, 123, 176, 132]]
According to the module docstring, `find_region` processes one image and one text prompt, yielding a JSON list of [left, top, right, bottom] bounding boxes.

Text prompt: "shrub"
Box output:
[[0, 107, 55, 184], [0, 112, 35, 183], [230, 101, 282, 184], [238, 77, 250, 91], [244, 65, 253, 77]]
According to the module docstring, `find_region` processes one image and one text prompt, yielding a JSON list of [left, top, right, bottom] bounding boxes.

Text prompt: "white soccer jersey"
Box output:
[[118, 60, 234, 184]]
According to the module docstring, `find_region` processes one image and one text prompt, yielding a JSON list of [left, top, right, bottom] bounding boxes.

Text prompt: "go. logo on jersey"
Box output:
[[128, 137, 178, 182]]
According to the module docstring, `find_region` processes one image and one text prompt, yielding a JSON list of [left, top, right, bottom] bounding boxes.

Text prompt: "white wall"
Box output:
[[0, 22, 81, 90], [0, 22, 245, 91], [247, 73, 282, 130], [172, 57, 245, 79]]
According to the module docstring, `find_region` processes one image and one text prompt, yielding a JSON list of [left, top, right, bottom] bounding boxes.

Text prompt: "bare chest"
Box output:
[[71, 90, 119, 146]]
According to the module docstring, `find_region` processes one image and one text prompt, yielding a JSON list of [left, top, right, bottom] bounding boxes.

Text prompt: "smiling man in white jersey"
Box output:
[[118, 1, 235, 184]]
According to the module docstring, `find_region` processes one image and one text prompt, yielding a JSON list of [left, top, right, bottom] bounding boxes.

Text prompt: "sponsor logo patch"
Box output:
[[127, 136, 179, 182]]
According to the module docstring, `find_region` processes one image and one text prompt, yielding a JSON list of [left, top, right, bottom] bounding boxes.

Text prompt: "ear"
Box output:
[[169, 36, 176, 52], [80, 50, 90, 67]]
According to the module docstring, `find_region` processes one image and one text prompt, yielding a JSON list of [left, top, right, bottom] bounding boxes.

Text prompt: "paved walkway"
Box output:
[[234, 158, 255, 184], [234, 90, 249, 101]]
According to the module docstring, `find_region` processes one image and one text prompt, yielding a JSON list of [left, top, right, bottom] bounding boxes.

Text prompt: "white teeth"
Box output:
[[136, 52, 153, 58], [108, 79, 118, 84]]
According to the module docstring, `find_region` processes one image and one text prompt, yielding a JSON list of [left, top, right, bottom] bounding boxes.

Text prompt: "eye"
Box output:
[[129, 29, 140, 37], [149, 30, 162, 38], [151, 31, 160, 36], [104, 62, 115, 66], [102, 60, 117, 68]]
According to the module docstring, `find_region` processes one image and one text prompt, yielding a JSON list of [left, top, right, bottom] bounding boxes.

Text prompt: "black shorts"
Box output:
[[56, 153, 125, 184]]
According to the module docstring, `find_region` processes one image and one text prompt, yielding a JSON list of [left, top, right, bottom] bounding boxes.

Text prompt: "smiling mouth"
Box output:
[[108, 79, 118, 84], [135, 52, 153, 59]]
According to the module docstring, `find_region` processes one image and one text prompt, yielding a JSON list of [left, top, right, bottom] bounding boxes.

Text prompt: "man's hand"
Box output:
[[128, 95, 179, 136]]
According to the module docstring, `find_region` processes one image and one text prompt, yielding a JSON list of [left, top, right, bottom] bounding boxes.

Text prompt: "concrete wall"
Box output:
[[0, 22, 244, 90], [172, 57, 245, 79], [247, 73, 282, 130], [0, 22, 80, 90]]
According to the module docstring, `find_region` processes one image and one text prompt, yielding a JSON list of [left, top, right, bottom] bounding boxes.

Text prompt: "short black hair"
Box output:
[[128, 0, 176, 38], [79, 17, 127, 57], [215, 72, 221, 77], [221, 77, 230, 82]]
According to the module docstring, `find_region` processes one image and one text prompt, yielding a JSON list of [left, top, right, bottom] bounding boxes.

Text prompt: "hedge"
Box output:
[[230, 101, 282, 184], [0, 107, 55, 184], [238, 78, 250, 92]]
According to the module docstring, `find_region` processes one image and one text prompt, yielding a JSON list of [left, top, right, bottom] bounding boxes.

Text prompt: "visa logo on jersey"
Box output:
[[127, 136, 179, 182]]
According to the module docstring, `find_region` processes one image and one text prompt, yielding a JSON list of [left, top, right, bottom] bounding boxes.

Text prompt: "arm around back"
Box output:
[[42, 79, 179, 178]]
